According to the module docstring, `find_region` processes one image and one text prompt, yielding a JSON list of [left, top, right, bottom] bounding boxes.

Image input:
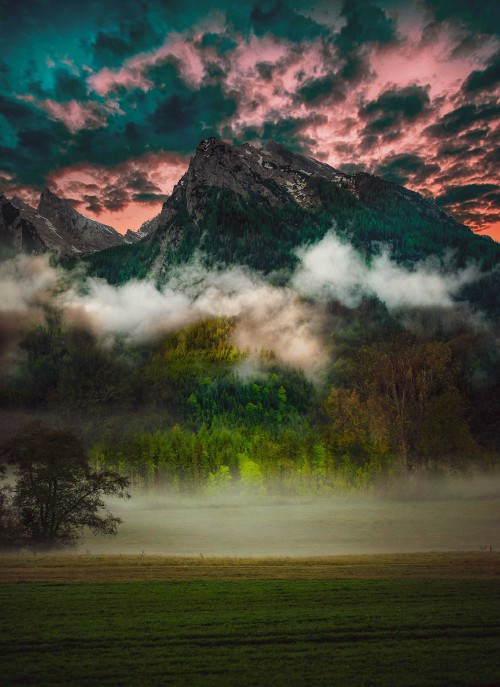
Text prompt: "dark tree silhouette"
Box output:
[[1, 424, 129, 550]]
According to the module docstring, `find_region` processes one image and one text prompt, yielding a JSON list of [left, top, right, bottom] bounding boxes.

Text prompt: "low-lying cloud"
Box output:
[[0, 231, 486, 377], [64, 262, 327, 374], [0, 255, 59, 368], [293, 232, 479, 308]]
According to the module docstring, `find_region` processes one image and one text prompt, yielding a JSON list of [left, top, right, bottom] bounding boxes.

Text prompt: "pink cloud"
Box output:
[[44, 151, 190, 233], [212, 28, 499, 240], [87, 67, 152, 97], [16, 95, 112, 133], [224, 36, 328, 133], [88, 32, 207, 96]]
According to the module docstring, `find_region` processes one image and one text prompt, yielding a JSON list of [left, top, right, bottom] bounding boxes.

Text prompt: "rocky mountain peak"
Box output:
[[39, 186, 59, 204], [1, 188, 127, 257], [38, 187, 125, 252], [163, 137, 348, 224], [140, 137, 476, 279]]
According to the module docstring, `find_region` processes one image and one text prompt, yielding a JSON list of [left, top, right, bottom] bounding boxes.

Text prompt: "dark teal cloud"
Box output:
[[149, 85, 237, 147], [359, 85, 432, 143], [297, 74, 346, 104], [423, 0, 500, 37], [375, 154, 440, 185], [53, 69, 88, 101], [437, 184, 499, 206], [235, 114, 326, 152], [199, 33, 238, 55], [256, 62, 274, 81], [0, 94, 68, 184], [250, 1, 327, 41], [132, 192, 169, 202], [77, 169, 171, 214], [462, 52, 500, 93], [337, 0, 397, 50], [425, 102, 500, 137], [90, 8, 163, 68]]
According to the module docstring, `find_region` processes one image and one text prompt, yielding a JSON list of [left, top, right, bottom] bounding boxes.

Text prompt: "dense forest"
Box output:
[[1, 292, 498, 495]]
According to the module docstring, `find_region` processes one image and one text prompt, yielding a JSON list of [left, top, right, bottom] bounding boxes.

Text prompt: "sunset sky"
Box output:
[[1, 0, 498, 239]]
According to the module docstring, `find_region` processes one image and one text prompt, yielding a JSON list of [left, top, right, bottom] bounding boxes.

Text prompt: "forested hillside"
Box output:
[[2, 299, 497, 495]]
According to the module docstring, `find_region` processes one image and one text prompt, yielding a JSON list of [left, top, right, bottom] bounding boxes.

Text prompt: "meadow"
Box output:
[[1, 553, 499, 686]]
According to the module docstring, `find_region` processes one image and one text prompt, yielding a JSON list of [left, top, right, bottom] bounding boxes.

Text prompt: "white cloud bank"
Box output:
[[293, 232, 478, 309], [0, 232, 483, 376]]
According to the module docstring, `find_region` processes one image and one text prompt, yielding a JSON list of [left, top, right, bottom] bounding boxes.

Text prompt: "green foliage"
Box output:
[[1, 424, 129, 550], [5, 318, 134, 410], [1, 305, 498, 492], [75, 234, 161, 285]]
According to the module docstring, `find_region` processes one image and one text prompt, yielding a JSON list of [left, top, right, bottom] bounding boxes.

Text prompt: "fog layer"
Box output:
[[82, 476, 500, 556], [0, 231, 486, 376]]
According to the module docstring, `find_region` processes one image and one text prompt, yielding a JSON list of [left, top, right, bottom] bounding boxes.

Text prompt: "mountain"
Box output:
[[0, 189, 126, 256], [37, 188, 125, 252], [122, 216, 160, 244], [124, 229, 141, 243], [137, 213, 162, 239], [153, 138, 479, 272], [84, 138, 498, 294], [3, 138, 497, 311], [0, 194, 62, 255]]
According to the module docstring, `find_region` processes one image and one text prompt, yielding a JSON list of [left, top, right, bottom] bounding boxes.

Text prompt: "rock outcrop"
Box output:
[[38, 188, 125, 253], [0, 194, 72, 254]]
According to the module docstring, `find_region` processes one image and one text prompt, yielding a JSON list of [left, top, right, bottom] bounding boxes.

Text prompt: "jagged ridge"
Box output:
[[37, 188, 125, 253], [146, 138, 493, 277], [0, 188, 127, 256]]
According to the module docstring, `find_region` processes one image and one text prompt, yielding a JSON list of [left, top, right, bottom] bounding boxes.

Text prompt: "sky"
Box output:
[[0, 0, 498, 239]]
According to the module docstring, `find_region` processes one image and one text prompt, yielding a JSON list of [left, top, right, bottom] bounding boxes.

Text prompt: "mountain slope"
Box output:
[[0, 194, 76, 255], [0, 189, 127, 256], [155, 138, 489, 273], [38, 188, 125, 252], [84, 137, 498, 291]]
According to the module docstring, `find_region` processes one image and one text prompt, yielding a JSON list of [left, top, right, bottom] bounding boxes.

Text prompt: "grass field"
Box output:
[[1, 553, 499, 686]]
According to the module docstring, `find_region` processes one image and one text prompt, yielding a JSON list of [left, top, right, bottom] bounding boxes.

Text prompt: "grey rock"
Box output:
[[0, 195, 74, 255], [38, 187, 125, 253]]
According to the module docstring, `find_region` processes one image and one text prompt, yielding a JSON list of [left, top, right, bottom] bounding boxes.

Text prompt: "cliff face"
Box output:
[[0, 194, 68, 255], [0, 189, 127, 256], [157, 137, 463, 226], [157, 138, 346, 228], [38, 188, 125, 253]]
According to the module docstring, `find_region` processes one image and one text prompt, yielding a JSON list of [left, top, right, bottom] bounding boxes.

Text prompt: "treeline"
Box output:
[[89, 423, 394, 496], [1, 314, 314, 427]]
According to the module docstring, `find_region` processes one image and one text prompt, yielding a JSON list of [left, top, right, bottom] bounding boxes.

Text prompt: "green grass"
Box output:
[[1, 579, 499, 686]]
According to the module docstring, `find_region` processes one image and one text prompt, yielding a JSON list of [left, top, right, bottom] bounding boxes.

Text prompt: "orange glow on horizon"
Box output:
[[474, 221, 500, 242], [85, 203, 164, 234]]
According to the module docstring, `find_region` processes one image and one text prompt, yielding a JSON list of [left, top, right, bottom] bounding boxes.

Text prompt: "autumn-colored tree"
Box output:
[[355, 336, 475, 469], [325, 388, 390, 468]]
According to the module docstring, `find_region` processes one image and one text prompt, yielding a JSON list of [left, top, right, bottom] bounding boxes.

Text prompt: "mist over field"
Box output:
[[79, 472, 500, 557]]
